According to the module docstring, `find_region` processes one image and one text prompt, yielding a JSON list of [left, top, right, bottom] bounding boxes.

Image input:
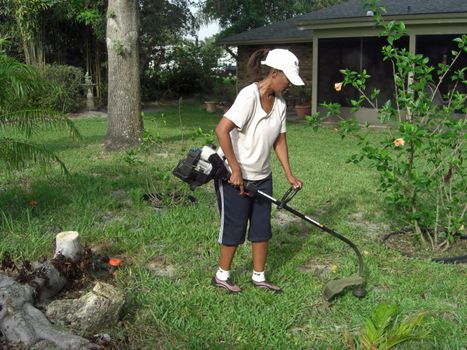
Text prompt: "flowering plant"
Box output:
[[307, 1, 466, 250]]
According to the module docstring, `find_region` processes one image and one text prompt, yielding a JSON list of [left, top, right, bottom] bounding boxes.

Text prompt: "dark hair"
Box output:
[[247, 49, 270, 82]]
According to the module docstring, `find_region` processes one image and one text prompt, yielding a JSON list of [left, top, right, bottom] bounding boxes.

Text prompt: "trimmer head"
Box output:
[[323, 275, 365, 301]]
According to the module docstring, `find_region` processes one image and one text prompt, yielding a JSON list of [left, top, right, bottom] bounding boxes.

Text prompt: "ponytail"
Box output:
[[247, 49, 270, 82]]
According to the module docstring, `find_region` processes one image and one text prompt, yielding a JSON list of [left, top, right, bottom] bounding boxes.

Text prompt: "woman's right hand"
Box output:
[[229, 169, 244, 193]]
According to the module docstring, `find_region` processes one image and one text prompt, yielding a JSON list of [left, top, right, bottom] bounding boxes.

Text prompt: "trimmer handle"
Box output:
[[242, 182, 301, 209], [244, 181, 258, 195], [278, 186, 301, 209]]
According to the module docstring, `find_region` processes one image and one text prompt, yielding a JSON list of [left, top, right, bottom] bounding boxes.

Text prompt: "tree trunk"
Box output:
[[18, 27, 44, 70], [94, 39, 102, 99], [104, 0, 142, 150]]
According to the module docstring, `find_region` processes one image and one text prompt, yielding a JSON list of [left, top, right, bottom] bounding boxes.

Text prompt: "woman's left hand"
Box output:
[[287, 175, 303, 189]]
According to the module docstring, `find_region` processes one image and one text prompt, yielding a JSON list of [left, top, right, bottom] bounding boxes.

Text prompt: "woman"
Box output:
[[212, 48, 305, 293]]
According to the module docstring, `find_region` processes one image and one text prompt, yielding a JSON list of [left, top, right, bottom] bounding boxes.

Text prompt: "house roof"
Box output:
[[216, 16, 313, 46], [298, 0, 467, 22], [218, 0, 467, 45]]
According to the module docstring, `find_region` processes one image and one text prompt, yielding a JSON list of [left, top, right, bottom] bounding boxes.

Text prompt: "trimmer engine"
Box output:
[[172, 145, 230, 190]]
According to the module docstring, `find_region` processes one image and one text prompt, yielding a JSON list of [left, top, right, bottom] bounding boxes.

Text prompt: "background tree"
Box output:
[[143, 37, 225, 99], [139, 0, 196, 100], [0, 0, 49, 68], [199, 0, 344, 37], [0, 0, 108, 106], [104, 0, 142, 150], [46, 0, 108, 101]]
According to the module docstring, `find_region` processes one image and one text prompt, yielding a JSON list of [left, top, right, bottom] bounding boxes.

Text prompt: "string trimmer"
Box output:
[[173, 145, 367, 300]]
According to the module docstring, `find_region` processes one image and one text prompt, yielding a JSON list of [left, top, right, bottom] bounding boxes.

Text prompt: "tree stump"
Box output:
[[55, 231, 83, 262], [0, 232, 101, 349]]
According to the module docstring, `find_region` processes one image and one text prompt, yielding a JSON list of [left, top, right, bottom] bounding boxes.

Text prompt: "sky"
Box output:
[[197, 21, 220, 40], [188, 4, 220, 41]]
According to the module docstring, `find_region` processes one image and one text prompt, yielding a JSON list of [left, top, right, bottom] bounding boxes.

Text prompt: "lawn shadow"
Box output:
[[41, 132, 211, 155], [0, 161, 181, 229], [40, 134, 104, 153]]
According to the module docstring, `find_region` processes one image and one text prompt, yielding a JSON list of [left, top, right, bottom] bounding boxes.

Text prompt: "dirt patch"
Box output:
[[142, 192, 196, 209], [111, 189, 129, 203], [145, 256, 176, 278], [383, 230, 467, 262], [272, 209, 302, 226], [101, 211, 125, 224], [349, 211, 466, 263], [349, 212, 390, 238], [298, 259, 336, 278]]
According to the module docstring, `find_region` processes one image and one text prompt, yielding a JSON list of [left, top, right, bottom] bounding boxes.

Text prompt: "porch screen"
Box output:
[[318, 37, 409, 108], [416, 34, 467, 100]]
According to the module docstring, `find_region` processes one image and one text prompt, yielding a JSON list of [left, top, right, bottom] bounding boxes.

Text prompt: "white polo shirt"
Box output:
[[219, 83, 287, 181]]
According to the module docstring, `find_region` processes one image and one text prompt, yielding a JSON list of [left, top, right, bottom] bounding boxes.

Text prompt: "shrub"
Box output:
[[308, 1, 466, 250], [39, 64, 84, 112]]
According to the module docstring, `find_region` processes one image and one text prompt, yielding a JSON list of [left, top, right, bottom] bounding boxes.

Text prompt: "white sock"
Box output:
[[252, 270, 265, 282], [216, 267, 230, 281]]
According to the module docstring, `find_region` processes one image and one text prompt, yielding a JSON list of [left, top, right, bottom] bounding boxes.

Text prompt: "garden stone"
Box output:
[[31, 261, 67, 301], [0, 273, 94, 349], [46, 282, 124, 335]]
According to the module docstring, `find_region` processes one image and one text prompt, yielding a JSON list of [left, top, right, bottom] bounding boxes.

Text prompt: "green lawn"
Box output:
[[0, 103, 465, 349]]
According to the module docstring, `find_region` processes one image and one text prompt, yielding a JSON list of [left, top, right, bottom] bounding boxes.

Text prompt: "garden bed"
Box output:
[[383, 230, 467, 261]]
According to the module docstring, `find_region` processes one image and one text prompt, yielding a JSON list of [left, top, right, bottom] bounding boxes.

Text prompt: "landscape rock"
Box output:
[[46, 282, 124, 335], [0, 273, 94, 349]]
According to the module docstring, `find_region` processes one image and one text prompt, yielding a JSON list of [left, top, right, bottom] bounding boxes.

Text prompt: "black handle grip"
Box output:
[[278, 186, 301, 209], [244, 181, 258, 195]]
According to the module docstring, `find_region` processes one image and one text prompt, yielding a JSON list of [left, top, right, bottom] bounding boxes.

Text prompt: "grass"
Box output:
[[0, 102, 465, 349]]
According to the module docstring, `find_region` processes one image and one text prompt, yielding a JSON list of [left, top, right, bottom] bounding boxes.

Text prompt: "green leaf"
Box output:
[[0, 137, 68, 173], [0, 109, 81, 139], [0, 50, 80, 173], [370, 88, 380, 100], [357, 303, 430, 350]]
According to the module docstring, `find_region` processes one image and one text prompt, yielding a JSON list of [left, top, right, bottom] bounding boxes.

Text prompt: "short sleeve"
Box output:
[[224, 86, 256, 131], [279, 96, 287, 133], [280, 116, 287, 133]]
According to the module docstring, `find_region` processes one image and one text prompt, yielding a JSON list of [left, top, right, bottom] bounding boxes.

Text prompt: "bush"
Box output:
[[308, 1, 466, 250], [39, 64, 84, 112]]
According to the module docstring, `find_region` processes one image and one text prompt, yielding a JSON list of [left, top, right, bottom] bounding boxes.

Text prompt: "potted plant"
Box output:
[[204, 101, 217, 113], [293, 86, 311, 118]]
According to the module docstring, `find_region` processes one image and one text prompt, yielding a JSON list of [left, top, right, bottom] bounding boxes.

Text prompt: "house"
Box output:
[[217, 0, 467, 123]]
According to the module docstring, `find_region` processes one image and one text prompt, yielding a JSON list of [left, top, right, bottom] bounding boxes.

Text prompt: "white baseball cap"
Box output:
[[261, 49, 305, 86]]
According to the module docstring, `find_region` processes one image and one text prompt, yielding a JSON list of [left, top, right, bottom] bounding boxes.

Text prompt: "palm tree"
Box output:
[[0, 38, 80, 173]]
